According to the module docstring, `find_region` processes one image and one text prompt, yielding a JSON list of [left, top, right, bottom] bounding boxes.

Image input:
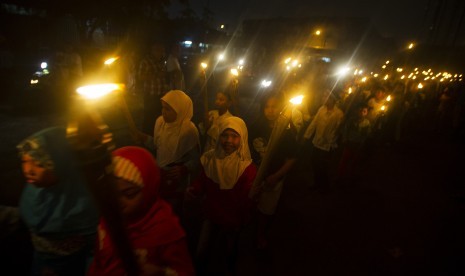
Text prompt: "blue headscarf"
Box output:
[[18, 127, 98, 237]]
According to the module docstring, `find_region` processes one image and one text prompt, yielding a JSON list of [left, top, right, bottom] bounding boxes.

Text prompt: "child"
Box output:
[[187, 116, 257, 274], [201, 91, 233, 153], [88, 146, 194, 275], [249, 93, 298, 249], [134, 90, 200, 214], [17, 126, 99, 276], [337, 104, 372, 181]]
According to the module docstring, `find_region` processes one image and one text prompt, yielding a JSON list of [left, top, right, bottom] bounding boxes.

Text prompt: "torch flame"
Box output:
[[104, 57, 119, 65], [76, 83, 124, 99], [289, 95, 304, 105]]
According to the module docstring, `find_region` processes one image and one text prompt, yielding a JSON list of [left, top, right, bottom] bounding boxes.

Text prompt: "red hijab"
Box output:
[[89, 146, 185, 275]]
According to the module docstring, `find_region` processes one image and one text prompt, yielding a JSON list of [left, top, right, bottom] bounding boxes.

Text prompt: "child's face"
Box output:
[[21, 153, 56, 188], [116, 178, 144, 219], [215, 93, 230, 111], [220, 128, 241, 155], [264, 98, 281, 122], [161, 100, 177, 123], [360, 107, 368, 117], [375, 90, 385, 100]]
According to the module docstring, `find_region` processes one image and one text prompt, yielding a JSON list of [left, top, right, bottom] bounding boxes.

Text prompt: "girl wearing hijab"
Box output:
[[17, 126, 98, 276], [88, 146, 194, 276], [187, 116, 257, 274], [135, 90, 200, 214]]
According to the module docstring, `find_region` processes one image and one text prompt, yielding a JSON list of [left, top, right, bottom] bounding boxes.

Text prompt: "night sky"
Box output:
[[169, 0, 429, 40]]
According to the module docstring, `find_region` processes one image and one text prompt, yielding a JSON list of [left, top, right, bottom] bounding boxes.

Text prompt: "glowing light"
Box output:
[[220, 24, 225, 29], [238, 59, 245, 65], [337, 67, 351, 76], [30, 79, 38, 84], [289, 95, 304, 105], [424, 77, 430, 80], [230, 68, 239, 76], [386, 95, 391, 102], [284, 57, 292, 64], [183, 41, 193, 46], [292, 60, 299, 67], [382, 65, 387, 69], [414, 68, 418, 71], [396, 68, 403, 72], [76, 83, 123, 100], [401, 75, 405, 79], [440, 78, 444, 82], [348, 87, 353, 94], [417, 83, 423, 89], [261, 79, 272, 88], [374, 74, 379, 78], [200, 62, 208, 69], [218, 53, 225, 61], [385, 60, 390, 64], [361, 77, 367, 82], [315, 30, 321, 35], [384, 75, 389, 80], [104, 57, 119, 65], [412, 76, 417, 80], [381, 105, 386, 111], [408, 43, 414, 49], [40, 62, 47, 69]]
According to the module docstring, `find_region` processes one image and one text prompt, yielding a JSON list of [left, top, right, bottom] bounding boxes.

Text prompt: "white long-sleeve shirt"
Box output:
[[304, 105, 344, 151]]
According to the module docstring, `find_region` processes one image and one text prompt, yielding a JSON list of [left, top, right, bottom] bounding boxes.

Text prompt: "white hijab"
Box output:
[[154, 90, 199, 167], [201, 116, 252, 189]]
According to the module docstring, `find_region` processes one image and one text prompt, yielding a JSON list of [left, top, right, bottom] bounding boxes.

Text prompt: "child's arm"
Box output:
[[265, 158, 296, 187], [152, 238, 195, 276]]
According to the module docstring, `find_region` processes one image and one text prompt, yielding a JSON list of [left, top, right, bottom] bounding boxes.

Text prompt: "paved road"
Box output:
[[1, 90, 464, 275]]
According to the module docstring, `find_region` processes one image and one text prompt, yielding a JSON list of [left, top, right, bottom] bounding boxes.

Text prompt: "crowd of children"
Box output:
[[6, 70, 462, 275]]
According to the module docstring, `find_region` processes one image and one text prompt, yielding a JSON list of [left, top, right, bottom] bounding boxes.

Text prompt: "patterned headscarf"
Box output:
[[18, 127, 98, 236]]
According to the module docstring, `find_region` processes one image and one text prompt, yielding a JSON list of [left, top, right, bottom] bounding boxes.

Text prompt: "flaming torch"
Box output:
[[249, 95, 304, 198], [67, 82, 140, 275]]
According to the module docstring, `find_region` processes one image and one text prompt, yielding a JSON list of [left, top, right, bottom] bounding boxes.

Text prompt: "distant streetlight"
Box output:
[[408, 43, 415, 50], [315, 30, 321, 35], [261, 79, 272, 88]]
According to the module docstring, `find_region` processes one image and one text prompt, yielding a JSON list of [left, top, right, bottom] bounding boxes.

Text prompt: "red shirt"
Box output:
[[190, 164, 257, 229]]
